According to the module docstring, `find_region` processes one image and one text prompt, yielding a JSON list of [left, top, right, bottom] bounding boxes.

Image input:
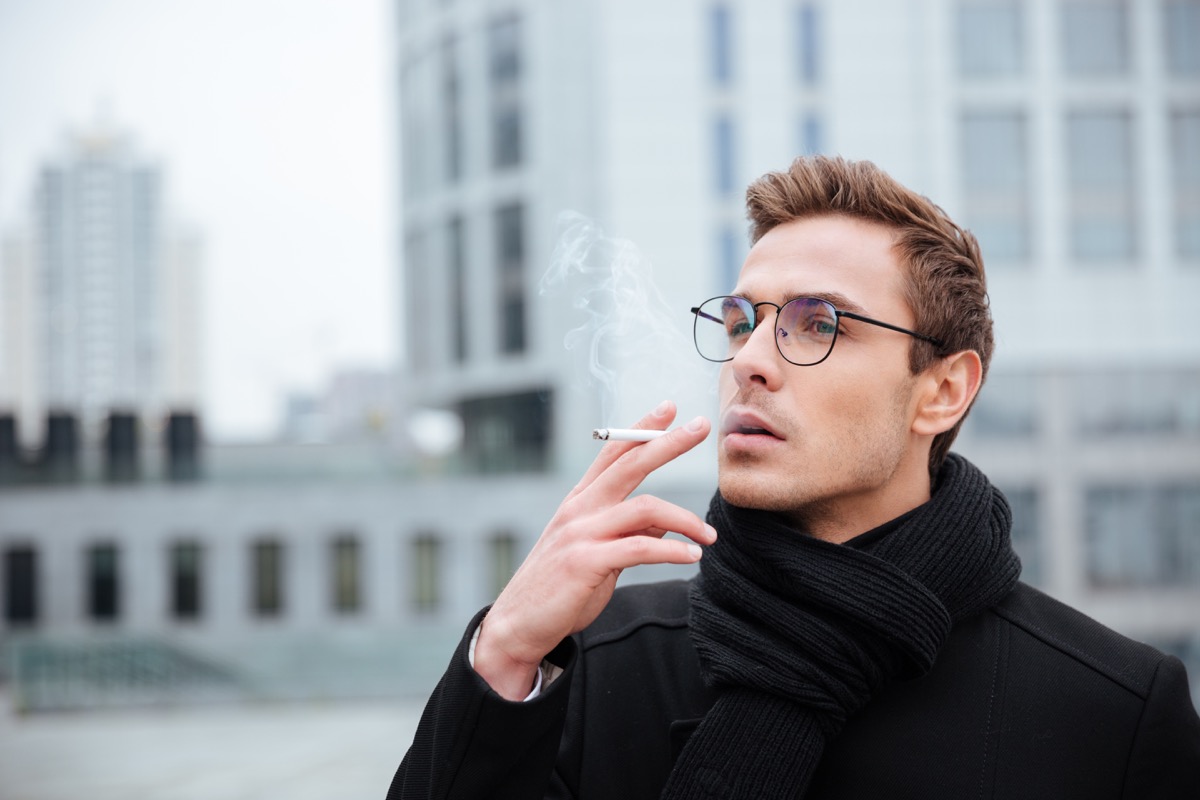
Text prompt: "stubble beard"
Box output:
[[717, 379, 916, 533]]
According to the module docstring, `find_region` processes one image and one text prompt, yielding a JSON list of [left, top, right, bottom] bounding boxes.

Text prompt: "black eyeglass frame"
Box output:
[[690, 295, 947, 367]]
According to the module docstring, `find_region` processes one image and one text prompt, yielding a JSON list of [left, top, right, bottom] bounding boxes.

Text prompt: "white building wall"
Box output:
[[395, 0, 1200, 679]]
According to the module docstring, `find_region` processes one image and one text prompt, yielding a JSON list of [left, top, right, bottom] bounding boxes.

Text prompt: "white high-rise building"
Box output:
[[4, 122, 202, 441], [396, 0, 1200, 682], [0, 234, 39, 444]]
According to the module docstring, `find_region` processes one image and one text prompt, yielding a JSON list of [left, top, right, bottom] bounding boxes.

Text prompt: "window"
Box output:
[[448, 216, 468, 362], [1172, 109, 1200, 259], [1075, 368, 1200, 436], [86, 542, 120, 621], [1066, 110, 1137, 261], [966, 370, 1039, 436], [1086, 485, 1200, 588], [956, 0, 1024, 77], [331, 535, 361, 614], [496, 203, 526, 354], [710, 4, 733, 85], [961, 110, 1031, 262], [1003, 487, 1043, 586], [400, 56, 428, 201], [252, 539, 285, 617], [488, 15, 522, 169], [800, 112, 824, 156], [441, 36, 463, 183], [458, 388, 554, 474], [719, 225, 742, 294], [1164, 0, 1200, 76], [714, 114, 736, 198], [1062, 0, 1130, 76], [796, 3, 821, 85], [413, 533, 442, 613], [169, 540, 203, 620], [3, 545, 38, 625], [489, 533, 519, 599], [405, 229, 430, 370]]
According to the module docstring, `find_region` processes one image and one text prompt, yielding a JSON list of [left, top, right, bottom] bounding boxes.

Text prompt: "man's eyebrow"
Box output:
[[780, 290, 868, 316]]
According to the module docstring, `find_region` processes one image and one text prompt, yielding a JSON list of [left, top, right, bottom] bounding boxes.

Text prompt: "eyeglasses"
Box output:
[[690, 295, 945, 367]]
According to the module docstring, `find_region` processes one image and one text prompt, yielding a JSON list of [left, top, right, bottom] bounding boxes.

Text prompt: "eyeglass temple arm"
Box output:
[[836, 310, 945, 348], [690, 307, 723, 325]]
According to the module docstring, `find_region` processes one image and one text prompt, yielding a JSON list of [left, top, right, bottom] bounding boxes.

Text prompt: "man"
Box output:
[[389, 156, 1200, 798]]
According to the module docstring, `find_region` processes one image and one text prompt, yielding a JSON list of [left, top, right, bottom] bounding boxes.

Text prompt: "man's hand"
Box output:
[[472, 400, 716, 700]]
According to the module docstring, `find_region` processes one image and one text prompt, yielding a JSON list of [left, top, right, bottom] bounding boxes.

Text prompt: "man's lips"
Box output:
[[720, 409, 785, 440]]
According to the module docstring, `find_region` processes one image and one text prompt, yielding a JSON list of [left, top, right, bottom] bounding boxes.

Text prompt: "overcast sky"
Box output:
[[0, 0, 396, 441]]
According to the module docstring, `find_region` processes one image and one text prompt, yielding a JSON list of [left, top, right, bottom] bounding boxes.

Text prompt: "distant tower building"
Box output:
[[7, 122, 202, 442], [0, 234, 39, 445]]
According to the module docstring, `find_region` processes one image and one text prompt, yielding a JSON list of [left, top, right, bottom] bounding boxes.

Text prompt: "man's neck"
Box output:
[[787, 477, 933, 544]]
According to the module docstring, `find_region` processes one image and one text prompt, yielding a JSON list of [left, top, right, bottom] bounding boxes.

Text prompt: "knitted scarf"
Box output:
[[661, 453, 1021, 799]]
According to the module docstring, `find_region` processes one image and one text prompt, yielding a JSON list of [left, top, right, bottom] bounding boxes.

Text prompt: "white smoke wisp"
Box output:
[[540, 212, 715, 426]]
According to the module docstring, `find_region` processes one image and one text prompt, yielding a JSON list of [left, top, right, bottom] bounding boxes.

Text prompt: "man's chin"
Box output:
[[717, 470, 792, 512]]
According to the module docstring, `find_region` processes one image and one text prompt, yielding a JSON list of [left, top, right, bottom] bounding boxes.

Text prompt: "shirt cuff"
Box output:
[[468, 621, 562, 702]]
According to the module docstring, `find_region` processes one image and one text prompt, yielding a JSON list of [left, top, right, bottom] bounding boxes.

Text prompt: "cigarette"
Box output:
[[592, 428, 668, 442]]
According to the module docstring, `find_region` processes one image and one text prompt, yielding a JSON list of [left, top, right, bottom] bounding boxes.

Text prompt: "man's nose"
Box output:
[[730, 311, 784, 389]]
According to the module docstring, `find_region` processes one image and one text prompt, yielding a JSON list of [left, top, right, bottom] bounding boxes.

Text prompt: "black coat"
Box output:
[[390, 580, 1200, 799]]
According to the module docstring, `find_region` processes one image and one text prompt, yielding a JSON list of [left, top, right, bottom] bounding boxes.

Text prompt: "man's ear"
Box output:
[[912, 350, 983, 436]]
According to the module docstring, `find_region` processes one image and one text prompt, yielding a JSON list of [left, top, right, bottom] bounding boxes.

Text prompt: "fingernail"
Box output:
[[655, 400, 671, 415], [706, 525, 718, 541], [687, 544, 703, 561], [686, 416, 705, 432]]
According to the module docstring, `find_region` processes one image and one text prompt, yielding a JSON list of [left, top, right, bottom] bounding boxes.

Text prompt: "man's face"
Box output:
[[716, 214, 931, 539]]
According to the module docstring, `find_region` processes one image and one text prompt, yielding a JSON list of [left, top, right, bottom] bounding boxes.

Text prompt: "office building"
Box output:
[[395, 0, 1200, 688], [2, 122, 201, 443]]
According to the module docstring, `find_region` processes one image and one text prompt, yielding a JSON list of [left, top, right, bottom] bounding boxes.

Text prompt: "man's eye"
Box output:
[[727, 320, 753, 338]]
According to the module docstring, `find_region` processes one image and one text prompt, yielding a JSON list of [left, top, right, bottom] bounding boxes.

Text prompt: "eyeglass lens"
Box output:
[[693, 296, 838, 366]]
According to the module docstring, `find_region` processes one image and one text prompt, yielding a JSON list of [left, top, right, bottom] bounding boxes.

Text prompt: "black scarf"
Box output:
[[661, 454, 1021, 799]]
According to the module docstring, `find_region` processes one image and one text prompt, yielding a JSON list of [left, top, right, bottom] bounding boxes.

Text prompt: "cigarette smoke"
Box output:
[[539, 212, 714, 426]]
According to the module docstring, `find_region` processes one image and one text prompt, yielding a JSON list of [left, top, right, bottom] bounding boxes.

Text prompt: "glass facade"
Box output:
[[412, 533, 442, 613], [710, 4, 733, 86], [1061, 0, 1130, 76], [331, 535, 361, 614], [458, 388, 553, 474], [495, 203, 526, 355], [956, 0, 1024, 77], [488, 15, 522, 169], [961, 110, 1031, 262], [252, 538, 284, 617], [1173, 108, 1200, 259], [441, 35, 463, 184], [489, 532, 519, 600], [1004, 487, 1043, 586], [169, 540, 203, 620], [448, 215, 468, 363], [1066, 110, 1136, 262], [1086, 485, 1200, 588], [965, 370, 1039, 437], [3, 545, 38, 625], [714, 114, 736, 198], [86, 542, 120, 621], [796, 3, 821, 85], [1075, 368, 1200, 437], [1164, 0, 1200, 76]]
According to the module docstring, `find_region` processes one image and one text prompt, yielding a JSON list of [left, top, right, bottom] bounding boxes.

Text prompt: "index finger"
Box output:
[[582, 414, 710, 508], [567, 400, 678, 499]]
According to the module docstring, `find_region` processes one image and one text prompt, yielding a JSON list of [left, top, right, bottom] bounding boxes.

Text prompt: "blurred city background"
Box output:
[[1, 0, 1198, 797]]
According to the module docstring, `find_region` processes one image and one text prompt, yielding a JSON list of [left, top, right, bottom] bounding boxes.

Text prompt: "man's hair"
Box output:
[[744, 155, 993, 476]]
